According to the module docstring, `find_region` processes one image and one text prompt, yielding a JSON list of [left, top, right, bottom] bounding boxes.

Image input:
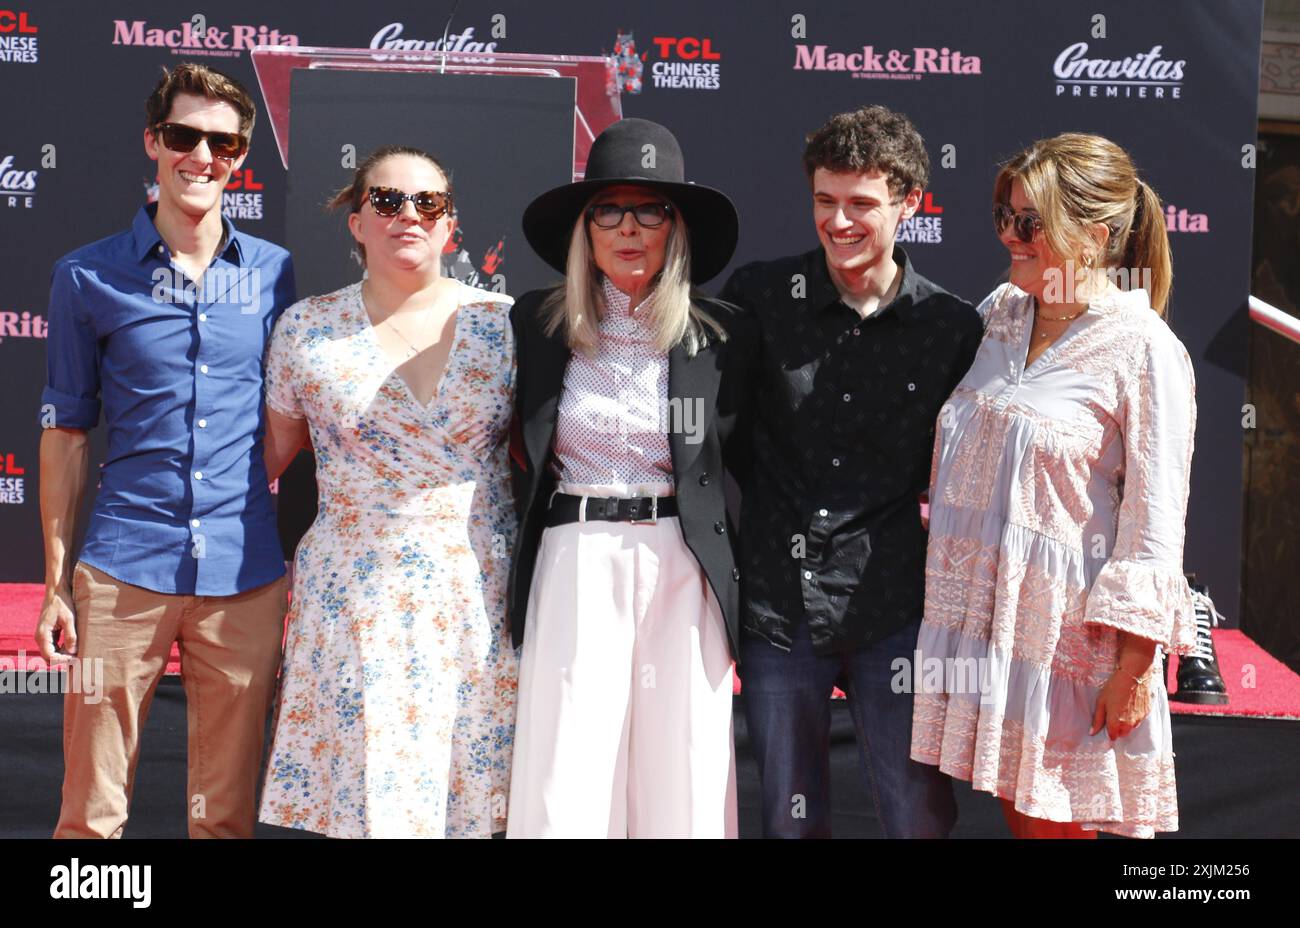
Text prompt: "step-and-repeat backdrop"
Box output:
[[0, 0, 1264, 617]]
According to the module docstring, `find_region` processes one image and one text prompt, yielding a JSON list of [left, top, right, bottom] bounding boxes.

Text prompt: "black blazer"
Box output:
[[507, 287, 755, 659]]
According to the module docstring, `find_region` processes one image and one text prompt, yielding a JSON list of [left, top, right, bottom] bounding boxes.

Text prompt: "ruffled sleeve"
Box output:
[[1084, 322, 1198, 655]]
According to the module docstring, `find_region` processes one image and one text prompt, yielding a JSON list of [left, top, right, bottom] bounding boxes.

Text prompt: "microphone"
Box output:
[[438, 0, 462, 75]]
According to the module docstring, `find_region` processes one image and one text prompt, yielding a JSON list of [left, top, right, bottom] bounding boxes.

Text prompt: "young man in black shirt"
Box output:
[[719, 105, 983, 838]]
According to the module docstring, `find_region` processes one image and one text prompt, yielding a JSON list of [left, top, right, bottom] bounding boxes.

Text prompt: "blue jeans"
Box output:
[[740, 617, 957, 838]]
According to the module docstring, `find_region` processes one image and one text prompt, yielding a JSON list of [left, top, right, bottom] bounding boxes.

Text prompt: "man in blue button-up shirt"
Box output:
[[35, 63, 296, 838]]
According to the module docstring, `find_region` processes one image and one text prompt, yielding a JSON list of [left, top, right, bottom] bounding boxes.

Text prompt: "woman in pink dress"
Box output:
[[911, 133, 1199, 838]]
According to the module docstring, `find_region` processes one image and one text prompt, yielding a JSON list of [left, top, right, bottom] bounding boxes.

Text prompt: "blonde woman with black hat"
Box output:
[[505, 118, 754, 838]]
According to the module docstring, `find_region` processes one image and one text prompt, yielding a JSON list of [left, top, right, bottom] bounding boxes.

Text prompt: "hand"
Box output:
[[1090, 668, 1153, 741], [35, 585, 77, 665]]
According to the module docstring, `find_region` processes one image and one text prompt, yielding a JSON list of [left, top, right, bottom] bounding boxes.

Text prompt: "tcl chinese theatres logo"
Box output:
[[0, 9, 38, 64], [0, 453, 25, 505]]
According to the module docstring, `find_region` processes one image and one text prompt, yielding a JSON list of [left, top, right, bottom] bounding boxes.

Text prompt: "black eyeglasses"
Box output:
[[152, 122, 247, 160], [586, 202, 674, 229], [993, 203, 1044, 244], [368, 186, 454, 221]]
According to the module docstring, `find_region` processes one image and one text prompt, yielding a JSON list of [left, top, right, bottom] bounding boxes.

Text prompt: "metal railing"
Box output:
[[1249, 295, 1300, 345]]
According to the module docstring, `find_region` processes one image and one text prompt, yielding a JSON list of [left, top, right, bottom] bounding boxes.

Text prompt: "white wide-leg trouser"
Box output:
[[506, 500, 737, 838]]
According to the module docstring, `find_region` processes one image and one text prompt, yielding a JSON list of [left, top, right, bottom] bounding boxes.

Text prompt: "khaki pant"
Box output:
[[55, 562, 287, 838]]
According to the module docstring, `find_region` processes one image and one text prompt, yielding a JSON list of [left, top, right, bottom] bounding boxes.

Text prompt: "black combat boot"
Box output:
[[1172, 579, 1229, 705]]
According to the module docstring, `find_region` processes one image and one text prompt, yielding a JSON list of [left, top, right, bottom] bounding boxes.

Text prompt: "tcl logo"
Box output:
[[652, 36, 719, 60], [0, 10, 37, 33], [224, 169, 263, 191], [918, 192, 943, 214], [0, 454, 25, 475]]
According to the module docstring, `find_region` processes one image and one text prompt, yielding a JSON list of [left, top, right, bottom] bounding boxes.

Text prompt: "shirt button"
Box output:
[[804, 570, 813, 580], [853, 328, 861, 336], [157, 245, 165, 255], [194, 471, 204, 480], [732, 567, 740, 581], [191, 518, 201, 528], [831, 458, 841, 467], [200, 364, 209, 374], [714, 521, 726, 535], [698, 473, 711, 486], [819, 508, 828, 517], [198, 419, 207, 428], [842, 393, 851, 402], [907, 382, 916, 391], [198, 312, 208, 322]]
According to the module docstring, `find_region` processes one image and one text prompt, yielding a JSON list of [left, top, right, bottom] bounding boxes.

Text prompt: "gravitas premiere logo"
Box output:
[[1054, 42, 1186, 99], [111, 20, 299, 57], [369, 22, 500, 54], [0, 153, 36, 208], [794, 44, 980, 80]]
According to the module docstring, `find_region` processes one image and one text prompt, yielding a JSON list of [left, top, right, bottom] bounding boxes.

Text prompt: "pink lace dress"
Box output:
[[910, 282, 1198, 838]]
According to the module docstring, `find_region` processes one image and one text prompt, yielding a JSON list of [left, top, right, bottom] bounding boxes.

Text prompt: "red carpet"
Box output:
[[3, 583, 1299, 718], [0, 583, 182, 674], [1166, 629, 1300, 719]]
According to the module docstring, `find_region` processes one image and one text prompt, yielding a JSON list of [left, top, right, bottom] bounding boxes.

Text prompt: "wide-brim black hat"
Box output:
[[522, 118, 739, 284]]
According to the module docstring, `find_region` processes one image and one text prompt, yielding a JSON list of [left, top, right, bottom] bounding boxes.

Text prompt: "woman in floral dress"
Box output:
[[257, 146, 516, 837], [911, 133, 1199, 838]]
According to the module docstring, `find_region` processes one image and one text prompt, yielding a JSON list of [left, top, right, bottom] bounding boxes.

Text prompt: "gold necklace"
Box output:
[[364, 282, 435, 359], [386, 315, 429, 358], [1033, 299, 1087, 339]]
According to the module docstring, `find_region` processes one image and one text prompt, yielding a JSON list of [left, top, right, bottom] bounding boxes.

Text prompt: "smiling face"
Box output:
[[144, 92, 246, 222], [1000, 177, 1064, 301], [347, 154, 453, 276], [812, 167, 919, 279], [587, 184, 672, 297]]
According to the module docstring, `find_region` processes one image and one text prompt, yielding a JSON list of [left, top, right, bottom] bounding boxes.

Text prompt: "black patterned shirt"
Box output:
[[718, 245, 983, 655]]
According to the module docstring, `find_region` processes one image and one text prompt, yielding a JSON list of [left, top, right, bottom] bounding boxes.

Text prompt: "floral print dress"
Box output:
[[258, 280, 517, 838], [910, 282, 1198, 838]]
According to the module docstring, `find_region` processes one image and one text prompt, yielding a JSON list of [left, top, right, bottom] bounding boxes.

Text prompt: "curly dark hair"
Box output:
[[802, 105, 930, 198]]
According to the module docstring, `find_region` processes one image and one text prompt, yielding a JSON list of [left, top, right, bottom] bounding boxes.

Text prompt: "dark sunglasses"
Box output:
[[586, 202, 674, 229], [153, 122, 247, 160], [992, 203, 1044, 244], [368, 186, 454, 221]]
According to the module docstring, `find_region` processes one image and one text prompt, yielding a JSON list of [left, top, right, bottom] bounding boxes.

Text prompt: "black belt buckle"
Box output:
[[627, 494, 659, 525]]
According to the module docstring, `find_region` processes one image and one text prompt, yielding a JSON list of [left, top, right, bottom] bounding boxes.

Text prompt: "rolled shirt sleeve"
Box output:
[[1084, 323, 1199, 654], [41, 259, 101, 430]]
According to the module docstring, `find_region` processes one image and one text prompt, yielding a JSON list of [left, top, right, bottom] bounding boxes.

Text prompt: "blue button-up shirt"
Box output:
[[41, 204, 296, 595]]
